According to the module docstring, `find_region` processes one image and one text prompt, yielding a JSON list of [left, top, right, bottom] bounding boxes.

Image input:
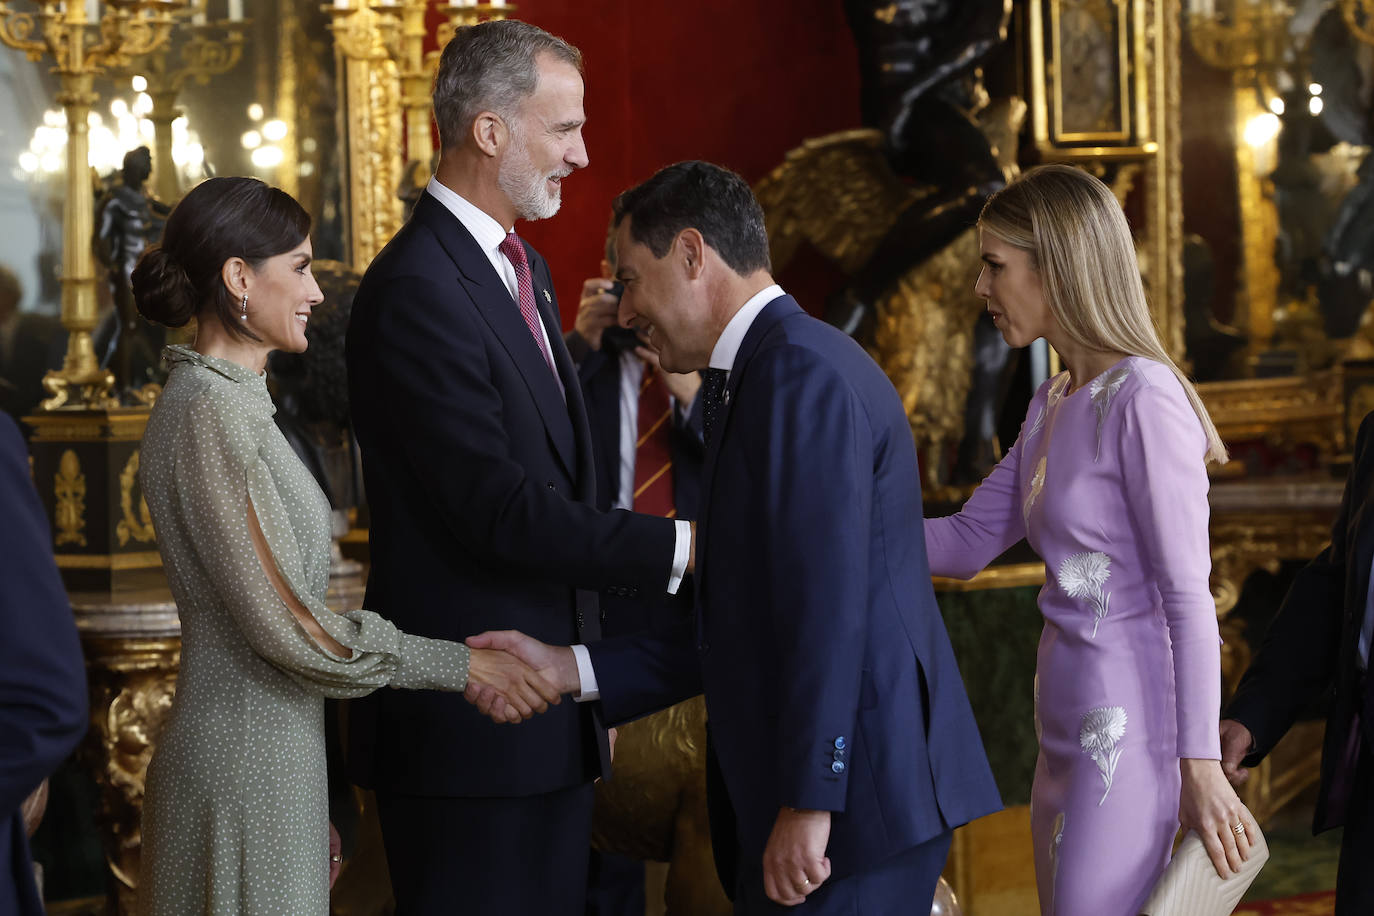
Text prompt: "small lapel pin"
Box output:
[[724, 389, 731, 405], [542, 289, 552, 303]]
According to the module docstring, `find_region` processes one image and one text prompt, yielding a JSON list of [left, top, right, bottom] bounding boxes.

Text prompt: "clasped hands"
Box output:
[[462, 631, 580, 724]]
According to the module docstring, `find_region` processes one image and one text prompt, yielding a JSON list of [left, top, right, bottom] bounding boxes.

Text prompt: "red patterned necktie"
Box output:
[[497, 232, 557, 377], [633, 368, 675, 517]]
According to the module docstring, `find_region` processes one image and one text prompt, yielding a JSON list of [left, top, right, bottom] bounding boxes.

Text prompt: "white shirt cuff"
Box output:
[[571, 644, 600, 703], [668, 518, 691, 594]]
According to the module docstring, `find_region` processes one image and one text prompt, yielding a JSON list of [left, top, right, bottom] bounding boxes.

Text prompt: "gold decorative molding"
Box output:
[[1199, 369, 1346, 459], [80, 630, 180, 914], [54, 448, 87, 547], [26, 406, 162, 591], [1029, 0, 1184, 360], [1029, 0, 1157, 158], [26, 408, 153, 442], [328, 5, 404, 267], [116, 450, 155, 547], [56, 551, 163, 570], [273, 1, 300, 201], [1233, 85, 1280, 359], [1152, 0, 1185, 361], [932, 562, 1047, 593]]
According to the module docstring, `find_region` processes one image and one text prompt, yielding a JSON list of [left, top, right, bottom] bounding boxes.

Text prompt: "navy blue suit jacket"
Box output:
[[569, 333, 705, 636], [0, 414, 87, 915], [589, 296, 1000, 888], [344, 191, 677, 797]]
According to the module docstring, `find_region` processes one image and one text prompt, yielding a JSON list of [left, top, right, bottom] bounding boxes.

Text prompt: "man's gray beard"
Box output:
[[498, 131, 561, 222]]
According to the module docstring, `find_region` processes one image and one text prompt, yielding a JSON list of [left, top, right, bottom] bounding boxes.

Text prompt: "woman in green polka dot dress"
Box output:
[[129, 177, 559, 915]]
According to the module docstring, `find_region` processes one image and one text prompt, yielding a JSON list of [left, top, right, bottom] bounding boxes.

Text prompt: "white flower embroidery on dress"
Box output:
[[1058, 551, 1112, 637], [1079, 706, 1128, 805], [1025, 405, 1046, 442], [1050, 811, 1066, 892], [1088, 364, 1133, 460], [1023, 456, 1047, 529]]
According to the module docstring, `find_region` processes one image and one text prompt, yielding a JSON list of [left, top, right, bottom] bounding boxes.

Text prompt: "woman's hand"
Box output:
[[464, 646, 563, 724], [328, 821, 342, 888], [1178, 757, 1259, 879]]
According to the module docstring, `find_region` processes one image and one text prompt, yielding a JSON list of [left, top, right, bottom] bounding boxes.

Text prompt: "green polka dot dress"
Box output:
[[136, 346, 472, 915]]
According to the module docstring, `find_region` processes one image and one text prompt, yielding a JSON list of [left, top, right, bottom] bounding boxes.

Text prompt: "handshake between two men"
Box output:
[[461, 630, 579, 724]]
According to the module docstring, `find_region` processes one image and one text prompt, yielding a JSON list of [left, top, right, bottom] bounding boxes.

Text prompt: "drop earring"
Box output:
[[240, 294, 248, 321]]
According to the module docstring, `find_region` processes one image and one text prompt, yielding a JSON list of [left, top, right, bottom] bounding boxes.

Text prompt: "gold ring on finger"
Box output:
[[1231, 822, 1245, 835]]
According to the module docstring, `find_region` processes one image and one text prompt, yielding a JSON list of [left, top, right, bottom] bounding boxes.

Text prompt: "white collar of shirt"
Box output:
[[426, 177, 528, 309], [708, 284, 784, 376], [423, 176, 564, 399], [425, 176, 510, 253]]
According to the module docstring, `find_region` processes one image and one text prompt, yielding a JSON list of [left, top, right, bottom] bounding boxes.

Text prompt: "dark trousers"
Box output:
[[732, 830, 953, 915], [377, 783, 595, 916], [1336, 736, 1374, 915]]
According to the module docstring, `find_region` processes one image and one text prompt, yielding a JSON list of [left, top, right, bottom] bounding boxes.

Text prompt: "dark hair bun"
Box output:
[[131, 245, 198, 328]]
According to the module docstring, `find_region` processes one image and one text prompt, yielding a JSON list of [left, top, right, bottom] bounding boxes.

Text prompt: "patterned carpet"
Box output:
[[1240, 819, 1341, 905], [1234, 890, 1337, 915], [1231, 812, 1341, 916]]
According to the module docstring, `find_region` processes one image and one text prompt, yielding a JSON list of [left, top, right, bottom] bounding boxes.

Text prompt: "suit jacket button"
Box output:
[[833, 749, 845, 762], [831, 761, 845, 774], [834, 737, 846, 750]]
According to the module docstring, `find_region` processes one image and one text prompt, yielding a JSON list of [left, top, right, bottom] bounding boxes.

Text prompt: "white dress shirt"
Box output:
[[573, 285, 787, 701], [425, 177, 565, 398]]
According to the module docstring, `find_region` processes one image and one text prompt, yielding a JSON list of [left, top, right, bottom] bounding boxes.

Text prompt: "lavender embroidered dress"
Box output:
[[925, 357, 1222, 916]]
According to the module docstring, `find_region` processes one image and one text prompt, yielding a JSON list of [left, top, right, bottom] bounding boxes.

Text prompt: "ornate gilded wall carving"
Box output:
[[330, 7, 404, 267], [80, 629, 180, 915], [54, 448, 87, 547], [592, 696, 731, 915], [116, 449, 155, 547]]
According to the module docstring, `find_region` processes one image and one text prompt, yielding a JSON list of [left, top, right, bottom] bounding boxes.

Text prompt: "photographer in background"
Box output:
[[564, 238, 706, 621]]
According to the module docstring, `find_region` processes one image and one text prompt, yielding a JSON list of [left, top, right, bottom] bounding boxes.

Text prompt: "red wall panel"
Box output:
[[498, 0, 862, 324]]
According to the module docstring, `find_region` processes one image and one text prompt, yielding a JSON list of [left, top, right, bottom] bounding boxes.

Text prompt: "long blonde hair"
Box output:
[[979, 164, 1228, 464]]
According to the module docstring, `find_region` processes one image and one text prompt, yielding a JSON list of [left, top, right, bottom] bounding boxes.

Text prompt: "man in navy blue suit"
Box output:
[[0, 412, 87, 915], [472, 161, 1000, 912], [345, 21, 693, 915]]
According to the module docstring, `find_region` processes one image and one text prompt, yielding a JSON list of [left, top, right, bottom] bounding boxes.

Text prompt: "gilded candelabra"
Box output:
[[115, 1, 248, 202], [0, 0, 182, 410]]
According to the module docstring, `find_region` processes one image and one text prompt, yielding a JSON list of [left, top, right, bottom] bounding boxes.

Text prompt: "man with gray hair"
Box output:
[[345, 19, 694, 913]]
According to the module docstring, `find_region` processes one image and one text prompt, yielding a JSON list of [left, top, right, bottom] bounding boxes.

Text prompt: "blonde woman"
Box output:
[[925, 164, 1255, 915]]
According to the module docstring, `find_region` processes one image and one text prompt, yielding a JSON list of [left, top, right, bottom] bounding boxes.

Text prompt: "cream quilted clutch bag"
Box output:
[[1139, 825, 1269, 916]]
